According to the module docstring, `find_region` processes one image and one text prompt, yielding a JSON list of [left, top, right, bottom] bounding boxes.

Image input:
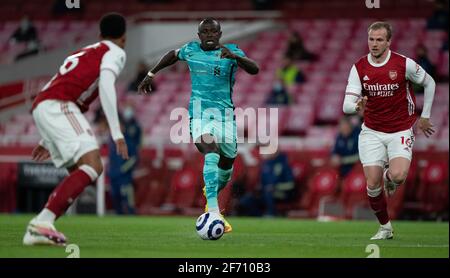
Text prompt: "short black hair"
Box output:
[[100, 13, 126, 39], [198, 17, 221, 31]]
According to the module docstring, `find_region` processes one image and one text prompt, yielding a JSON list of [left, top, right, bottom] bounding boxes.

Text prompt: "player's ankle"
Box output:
[[208, 207, 220, 214], [35, 208, 56, 224], [381, 221, 392, 230]]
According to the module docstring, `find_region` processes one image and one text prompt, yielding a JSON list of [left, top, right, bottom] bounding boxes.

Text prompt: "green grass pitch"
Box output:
[[0, 215, 448, 258]]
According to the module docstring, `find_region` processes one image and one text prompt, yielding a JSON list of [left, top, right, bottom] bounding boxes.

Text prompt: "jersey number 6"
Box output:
[[59, 51, 86, 76]]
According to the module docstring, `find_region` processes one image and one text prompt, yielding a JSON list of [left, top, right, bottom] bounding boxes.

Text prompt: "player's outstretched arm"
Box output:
[[220, 45, 259, 75], [138, 50, 179, 94]]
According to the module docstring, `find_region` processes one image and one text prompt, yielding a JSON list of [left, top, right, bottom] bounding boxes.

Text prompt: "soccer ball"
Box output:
[[195, 212, 225, 240]]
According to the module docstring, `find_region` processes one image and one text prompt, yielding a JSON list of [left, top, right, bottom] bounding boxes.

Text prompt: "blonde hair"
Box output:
[[368, 21, 393, 41]]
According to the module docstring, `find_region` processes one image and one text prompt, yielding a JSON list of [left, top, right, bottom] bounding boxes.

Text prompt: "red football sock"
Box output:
[[45, 168, 92, 219], [368, 193, 390, 225]]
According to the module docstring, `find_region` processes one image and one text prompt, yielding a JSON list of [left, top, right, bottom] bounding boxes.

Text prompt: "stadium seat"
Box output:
[[165, 166, 201, 215], [298, 168, 340, 217], [290, 160, 309, 186], [437, 51, 449, 78], [415, 161, 449, 217], [403, 158, 419, 202], [134, 157, 170, 215], [0, 163, 17, 213], [315, 100, 343, 125], [340, 165, 367, 219], [283, 105, 314, 135]]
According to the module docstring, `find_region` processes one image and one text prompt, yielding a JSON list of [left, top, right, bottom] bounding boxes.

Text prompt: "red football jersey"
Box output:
[[32, 40, 126, 113], [345, 51, 427, 133]]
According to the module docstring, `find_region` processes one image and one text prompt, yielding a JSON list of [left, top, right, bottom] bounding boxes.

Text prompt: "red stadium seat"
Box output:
[[401, 157, 418, 200], [134, 158, 170, 215], [284, 105, 314, 135], [341, 165, 367, 218], [416, 162, 449, 217], [167, 166, 201, 215], [299, 168, 339, 217], [0, 163, 17, 213], [438, 51, 449, 78], [290, 160, 309, 185], [315, 100, 343, 125]]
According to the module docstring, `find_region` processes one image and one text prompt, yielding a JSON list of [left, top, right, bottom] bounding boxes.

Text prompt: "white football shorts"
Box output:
[[358, 123, 415, 167], [32, 100, 99, 168]]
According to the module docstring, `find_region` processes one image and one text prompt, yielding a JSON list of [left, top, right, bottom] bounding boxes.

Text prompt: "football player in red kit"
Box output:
[[343, 22, 436, 240], [23, 13, 129, 246]]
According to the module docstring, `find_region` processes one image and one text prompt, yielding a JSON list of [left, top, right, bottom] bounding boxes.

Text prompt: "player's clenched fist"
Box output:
[[356, 96, 368, 112], [220, 45, 237, 59]]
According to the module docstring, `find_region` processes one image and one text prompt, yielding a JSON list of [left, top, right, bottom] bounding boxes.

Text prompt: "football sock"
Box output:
[[203, 153, 220, 213], [218, 167, 233, 192], [35, 208, 56, 224], [45, 165, 97, 220], [381, 221, 392, 230], [367, 186, 390, 225]]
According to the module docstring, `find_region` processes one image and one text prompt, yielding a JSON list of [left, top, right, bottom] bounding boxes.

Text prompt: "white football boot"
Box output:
[[23, 219, 67, 246], [370, 226, 394, 240]]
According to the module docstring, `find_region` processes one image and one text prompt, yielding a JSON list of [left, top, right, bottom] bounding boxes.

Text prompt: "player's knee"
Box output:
[[365, 175, 382, 189], [195, 137, 219, 154], [77, 150, 103, 176], [95, 163, 104, 176], [389, 169, 407, 184], [366, 182, 381, 191], [87, 160, 103, 177], [200, 143, 219, 154]]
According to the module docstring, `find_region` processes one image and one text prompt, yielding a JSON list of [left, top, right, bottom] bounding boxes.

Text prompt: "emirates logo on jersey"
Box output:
[[363, 82, 400, 97], [363, 83, 400, 91], [389, 70, 398, 80]]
